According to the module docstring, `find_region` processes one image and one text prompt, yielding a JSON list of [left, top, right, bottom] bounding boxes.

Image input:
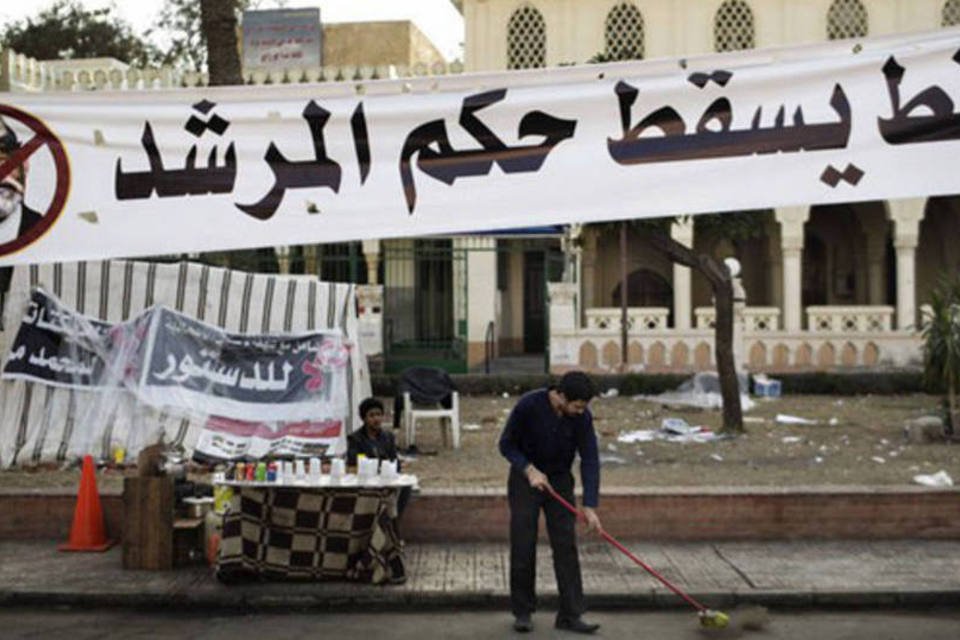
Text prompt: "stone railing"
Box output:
[[694, 306, 781, 331], [552, 328, 923, 373], [0, 48, 464, 93], [584, 307, 670, 331], [919, 303, 934, 329], [550, 281, 921, 372], [806, 306, 894, 333]]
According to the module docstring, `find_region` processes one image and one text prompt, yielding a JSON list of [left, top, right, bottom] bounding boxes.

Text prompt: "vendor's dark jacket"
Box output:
[[347, 427, 399, 467]]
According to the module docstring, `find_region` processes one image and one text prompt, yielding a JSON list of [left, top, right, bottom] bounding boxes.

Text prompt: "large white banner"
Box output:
[[2, 28, 960, 266]]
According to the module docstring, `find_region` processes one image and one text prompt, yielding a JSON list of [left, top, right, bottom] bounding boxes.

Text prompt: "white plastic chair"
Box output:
[[403, 390, 460, 449]]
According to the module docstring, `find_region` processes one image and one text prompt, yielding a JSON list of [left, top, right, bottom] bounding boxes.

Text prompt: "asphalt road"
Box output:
[[1, 608, 959, 639]]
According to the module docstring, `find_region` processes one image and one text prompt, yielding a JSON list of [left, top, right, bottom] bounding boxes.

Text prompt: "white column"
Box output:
[[888, 198, 926, 331], [361, 239, 381, 285], [865, 232, 887, 305], [671, 218, 694, 330], [580, 228, 598, 310], [775, 206, 810, 332], [456, 236, 497, 368]]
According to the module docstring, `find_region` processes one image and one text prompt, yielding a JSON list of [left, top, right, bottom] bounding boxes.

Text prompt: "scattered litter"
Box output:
[[601, 388, 620, 398], [617, 420, 720, 444], [781, 436, 802, 444], [912, 470, 954, 487], [501, 392, 510, 398], [752, 374, 781, 398], [606, 443, 618, 452], [633, 372, 755, 411], [462, 423, 482, 432], [814, 456, 824, 464], [661, 418, 699, 435], [880, 438, 889, 445], [828, 417, 839, 426], [710, 453, 724, 462], [743, 416, 766, 424], [599, 454, 627, 465], [776, 414, 818, 425], [888, 451, 899, 458], [871, 456, 886, 464], [617, 430, 657, 443]]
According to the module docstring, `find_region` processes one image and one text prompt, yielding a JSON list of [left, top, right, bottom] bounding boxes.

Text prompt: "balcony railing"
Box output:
[[694, 306, 781, 332], [585, 307, 670, 331], [806, 306, 894, 333]]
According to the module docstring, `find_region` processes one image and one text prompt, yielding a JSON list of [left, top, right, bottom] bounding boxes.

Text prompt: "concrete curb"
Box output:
[[2, 588, 958, 613]]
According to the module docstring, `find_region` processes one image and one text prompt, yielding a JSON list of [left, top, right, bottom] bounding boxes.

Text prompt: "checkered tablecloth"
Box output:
[[216, 485, 405, 585]]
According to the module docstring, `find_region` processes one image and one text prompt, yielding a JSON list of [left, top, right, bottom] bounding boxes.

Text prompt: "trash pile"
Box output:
[[617, 417, 722, 444], [633, 372, 755, 412]]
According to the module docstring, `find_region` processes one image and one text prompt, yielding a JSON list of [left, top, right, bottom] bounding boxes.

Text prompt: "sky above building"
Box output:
[[0, 0, 465, 61]]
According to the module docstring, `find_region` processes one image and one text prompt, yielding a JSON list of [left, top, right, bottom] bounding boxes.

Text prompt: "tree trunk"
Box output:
[[711, 272, 743, 434], [644, 228, 743, 434], [200, 0, 243, 87], [200, 1, 279, 273]]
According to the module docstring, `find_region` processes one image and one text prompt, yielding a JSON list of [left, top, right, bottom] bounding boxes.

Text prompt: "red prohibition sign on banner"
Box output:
[[0, 103, 71, 258]]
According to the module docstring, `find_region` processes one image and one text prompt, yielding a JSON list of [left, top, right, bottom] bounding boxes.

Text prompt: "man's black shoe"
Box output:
[[555, 617, 600, 634], [513, 615, 533, 633]]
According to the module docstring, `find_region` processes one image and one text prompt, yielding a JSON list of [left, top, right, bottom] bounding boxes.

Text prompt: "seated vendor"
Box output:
[[347, 398, 398, 465], [347, 397, 410, 517]]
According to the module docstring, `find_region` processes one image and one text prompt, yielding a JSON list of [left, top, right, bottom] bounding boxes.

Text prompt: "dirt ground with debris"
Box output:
[[2, 393, 957, 491]]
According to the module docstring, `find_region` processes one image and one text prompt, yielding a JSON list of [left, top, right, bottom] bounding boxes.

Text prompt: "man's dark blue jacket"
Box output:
[[498, 388, 600, 507]]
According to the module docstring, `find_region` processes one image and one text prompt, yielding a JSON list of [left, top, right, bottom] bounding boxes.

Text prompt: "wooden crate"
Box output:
[[122, 476, 174, 570]]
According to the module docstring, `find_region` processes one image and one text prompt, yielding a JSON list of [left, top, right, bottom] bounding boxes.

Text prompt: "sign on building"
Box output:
[[242, 8, 322, 71]]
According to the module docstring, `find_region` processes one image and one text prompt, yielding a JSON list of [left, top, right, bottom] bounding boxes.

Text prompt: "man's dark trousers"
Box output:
[[508, 466, 585, 620]]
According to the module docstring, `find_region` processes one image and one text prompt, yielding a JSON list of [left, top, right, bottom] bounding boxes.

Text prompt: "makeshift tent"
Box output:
[[0, 260, 370, 467]]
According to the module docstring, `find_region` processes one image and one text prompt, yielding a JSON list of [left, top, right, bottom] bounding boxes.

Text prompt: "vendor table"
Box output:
[[216, 476, 416, 585]]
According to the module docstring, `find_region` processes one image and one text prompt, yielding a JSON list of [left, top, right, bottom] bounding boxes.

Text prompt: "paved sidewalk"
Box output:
[[1, 540, 958, 611]]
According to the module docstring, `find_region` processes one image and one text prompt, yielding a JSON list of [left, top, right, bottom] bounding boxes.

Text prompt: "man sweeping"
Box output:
[[498, 371, 602, 634]]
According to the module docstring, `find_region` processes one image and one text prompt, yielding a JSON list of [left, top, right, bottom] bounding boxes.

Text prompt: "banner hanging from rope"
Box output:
[[2, 28, 960, 265]]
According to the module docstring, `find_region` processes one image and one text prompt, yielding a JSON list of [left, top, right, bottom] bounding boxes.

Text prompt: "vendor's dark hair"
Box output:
[[359, 397, 384, 419], [557, 371, 595, 402]]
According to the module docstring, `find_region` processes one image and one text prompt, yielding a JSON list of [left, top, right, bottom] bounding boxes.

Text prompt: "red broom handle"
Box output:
[[545, 485, 708, 613]]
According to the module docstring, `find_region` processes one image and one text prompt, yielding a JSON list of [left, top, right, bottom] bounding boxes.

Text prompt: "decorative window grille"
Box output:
[[507, 5, 546, 70], [827, 0, 868, 40], [605, 3, 645, 60], [943, 0, 960, 26], [714, 0, 755, 52]]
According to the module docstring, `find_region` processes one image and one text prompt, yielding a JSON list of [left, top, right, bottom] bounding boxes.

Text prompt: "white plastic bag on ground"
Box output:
[[912, 470, 954, 487]]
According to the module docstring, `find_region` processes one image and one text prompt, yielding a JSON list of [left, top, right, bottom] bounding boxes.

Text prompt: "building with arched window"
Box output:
[[714, 0, 756, 52], [605, 3, 645, 59], [454, 0, 960, 373]]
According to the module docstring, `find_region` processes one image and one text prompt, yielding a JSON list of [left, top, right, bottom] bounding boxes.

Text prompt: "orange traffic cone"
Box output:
[[59, 454, 115, 552]]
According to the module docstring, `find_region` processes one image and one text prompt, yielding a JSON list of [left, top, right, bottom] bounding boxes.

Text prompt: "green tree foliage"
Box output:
[[0, 0, 156, 65], [922, 276, 960, 435]]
